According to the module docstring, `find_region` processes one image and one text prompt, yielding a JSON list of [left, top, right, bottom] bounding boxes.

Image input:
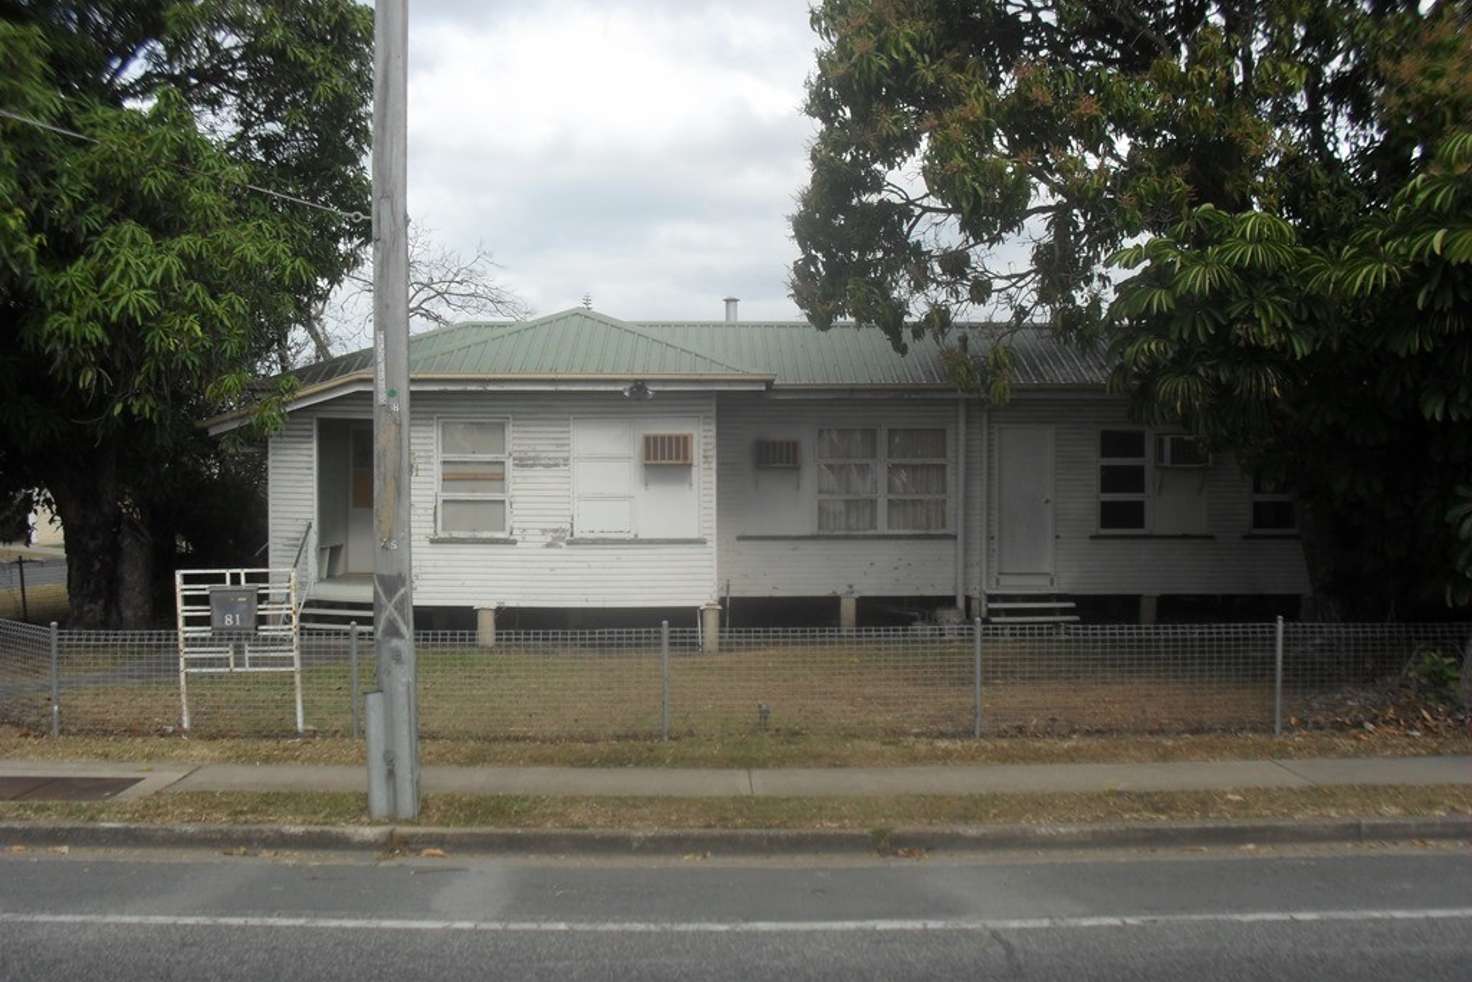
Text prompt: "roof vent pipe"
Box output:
[[723, 297, 739, 323]]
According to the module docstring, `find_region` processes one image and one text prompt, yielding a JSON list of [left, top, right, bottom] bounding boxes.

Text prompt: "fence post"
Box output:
[[1273, 615, 1284, 736], [48, 620, 60, 737], [973, 617, 983, 738], [349, 622, 361, 740], [17, 558, 28, 622], [660, 619, 671, 742]]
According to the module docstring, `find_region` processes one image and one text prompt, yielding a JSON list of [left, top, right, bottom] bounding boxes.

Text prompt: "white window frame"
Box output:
[[435, 416, 511, 537], [816, 425, 951, 534], [1250, 473, 1297, 532], [1097, 428, 1149, 533], [885, 427, 950, 532]]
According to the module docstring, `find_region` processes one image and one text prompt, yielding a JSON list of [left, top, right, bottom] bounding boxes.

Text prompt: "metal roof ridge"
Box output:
[[404, 318, 550, 366], [584, 314, 761, 376], [289, 318, 517, 380]]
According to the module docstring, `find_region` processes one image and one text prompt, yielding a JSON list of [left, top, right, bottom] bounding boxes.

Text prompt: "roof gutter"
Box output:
[[764, 382, 1108, 400]]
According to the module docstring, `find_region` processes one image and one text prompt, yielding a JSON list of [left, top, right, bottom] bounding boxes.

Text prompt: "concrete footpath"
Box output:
[[1, 755, 1469, 800]]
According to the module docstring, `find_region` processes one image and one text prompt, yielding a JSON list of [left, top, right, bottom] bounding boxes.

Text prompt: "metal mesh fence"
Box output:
[[1280, 622, 1470, 725], [0, 618, 52, 733], [668, 626, 972, 738], [0, 617, 1466, 741], [419, 629, 665, 740], [979, 623, 1279, 735]]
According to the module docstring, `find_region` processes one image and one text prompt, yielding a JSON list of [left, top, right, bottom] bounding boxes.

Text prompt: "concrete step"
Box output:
[[984, 594, 1080, 625], [990, 614, 1082, 624], [298, 600, 374, 634]]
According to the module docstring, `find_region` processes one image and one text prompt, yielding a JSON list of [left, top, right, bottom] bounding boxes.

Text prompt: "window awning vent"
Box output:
[[642, 432, 694, 465], [754, 438, 800, 469]]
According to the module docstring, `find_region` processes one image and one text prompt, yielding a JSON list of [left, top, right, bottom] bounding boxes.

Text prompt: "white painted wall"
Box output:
[[980, 397, 1311, 596], [570, 416, 702, 539], [715, 396, 959, 598], [269, 391, 718, 608], [267, 413, 317, 586], [267, 388, 1309, 611], [716, 393, 1307, 601]]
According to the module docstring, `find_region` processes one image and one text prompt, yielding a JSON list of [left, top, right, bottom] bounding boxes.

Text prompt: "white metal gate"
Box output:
[[174, 568, 303, 733]]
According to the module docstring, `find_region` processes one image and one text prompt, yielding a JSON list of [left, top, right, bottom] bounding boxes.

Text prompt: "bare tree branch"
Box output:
[[304, 221, 531, 362]]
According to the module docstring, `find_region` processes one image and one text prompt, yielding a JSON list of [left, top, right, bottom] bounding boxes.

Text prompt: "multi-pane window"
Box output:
[[817, 428, 878, 531], [817, 427, 948, 533], [437, 419, 509, 535], [1098, 429, 1147, 531], [887, 428, 948, 530], [1251, 473, 1296, 531]]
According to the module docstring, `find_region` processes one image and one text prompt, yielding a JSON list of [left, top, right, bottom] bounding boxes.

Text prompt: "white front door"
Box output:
[[345, 424, 375, 573], [996, 424, 1055, 588]]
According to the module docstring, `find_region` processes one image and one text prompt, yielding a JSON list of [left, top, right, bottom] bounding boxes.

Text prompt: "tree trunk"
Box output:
[[1294, 497, 1343, 622], [116, 515, 153, 627], [48, 448, 124, 628]]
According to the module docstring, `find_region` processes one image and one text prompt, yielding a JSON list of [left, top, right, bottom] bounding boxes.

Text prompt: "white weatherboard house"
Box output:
[[206, 306, 1310, 633]]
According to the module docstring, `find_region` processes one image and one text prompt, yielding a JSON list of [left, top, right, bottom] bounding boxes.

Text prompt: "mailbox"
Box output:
[[210, 586, 258, 636]]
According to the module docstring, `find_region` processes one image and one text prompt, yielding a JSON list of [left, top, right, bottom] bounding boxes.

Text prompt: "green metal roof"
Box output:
[[633, 320, 1107, 387], [287, 307, 1109, 391], [290, 310, 758, 386]]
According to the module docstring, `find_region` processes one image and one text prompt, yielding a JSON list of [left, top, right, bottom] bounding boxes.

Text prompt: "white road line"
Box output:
[[1, 909, 1470, 933]]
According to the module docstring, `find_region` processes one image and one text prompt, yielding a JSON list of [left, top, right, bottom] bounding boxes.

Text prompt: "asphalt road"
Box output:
[[0, 845, 1469, 981]]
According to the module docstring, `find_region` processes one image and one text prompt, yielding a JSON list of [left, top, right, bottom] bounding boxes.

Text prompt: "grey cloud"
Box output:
[[387, 0, 818, 322]]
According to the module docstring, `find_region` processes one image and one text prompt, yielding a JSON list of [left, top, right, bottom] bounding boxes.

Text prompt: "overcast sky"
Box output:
[[404, 0, 817, 322]]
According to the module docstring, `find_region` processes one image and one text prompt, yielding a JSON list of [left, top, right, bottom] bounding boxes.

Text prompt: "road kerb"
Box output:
[[1, 817, 1468, 856]]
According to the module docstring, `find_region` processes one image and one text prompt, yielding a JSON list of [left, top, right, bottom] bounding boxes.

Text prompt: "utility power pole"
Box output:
[[366, 0, 419, 820]]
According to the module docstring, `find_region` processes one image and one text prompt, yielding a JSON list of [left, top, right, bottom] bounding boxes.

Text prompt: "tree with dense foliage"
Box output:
[[0, 1, 372, 626], [791, 0, 1472, 616]]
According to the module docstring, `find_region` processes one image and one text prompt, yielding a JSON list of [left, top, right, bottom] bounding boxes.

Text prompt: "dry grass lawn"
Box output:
[[1, 728, 1467, 770], [2, 639, 1300, 741], [1, 784, 1469, 830], [0, 584, 67, 623]]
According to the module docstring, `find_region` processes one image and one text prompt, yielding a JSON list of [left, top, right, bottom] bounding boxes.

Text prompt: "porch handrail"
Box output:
[[290, 520, 315, 612], [290, 519, 314, 572]]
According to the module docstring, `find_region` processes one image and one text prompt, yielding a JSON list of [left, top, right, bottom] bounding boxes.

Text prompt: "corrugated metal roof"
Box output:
[[286, 308, 1109, 389], [632, 321, 1107, 386]]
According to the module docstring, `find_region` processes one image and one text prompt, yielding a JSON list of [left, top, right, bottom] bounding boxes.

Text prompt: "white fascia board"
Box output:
[[412, 380, 769, 393], [206, 377, 768, 434], [205, 380, 375, 435]]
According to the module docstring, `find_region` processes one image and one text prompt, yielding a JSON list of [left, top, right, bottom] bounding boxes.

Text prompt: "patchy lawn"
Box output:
[[1, 785, 1469, 831], [1, 728, 1468, 770], [0, 638, 1326, 740]]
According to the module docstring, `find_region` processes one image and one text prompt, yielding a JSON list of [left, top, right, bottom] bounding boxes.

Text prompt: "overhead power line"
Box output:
[[0, 107, 370, 223]]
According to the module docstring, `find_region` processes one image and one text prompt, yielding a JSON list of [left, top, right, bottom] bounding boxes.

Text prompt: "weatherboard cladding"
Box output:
[[285, 309, 1109, 389], [270, 391, 719, 608]]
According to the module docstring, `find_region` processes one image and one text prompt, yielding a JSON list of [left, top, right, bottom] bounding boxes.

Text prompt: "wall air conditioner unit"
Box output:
[[754, 438, 800, 470], [642, 433, 694, 465], [1154, 434, 1211, 468]]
